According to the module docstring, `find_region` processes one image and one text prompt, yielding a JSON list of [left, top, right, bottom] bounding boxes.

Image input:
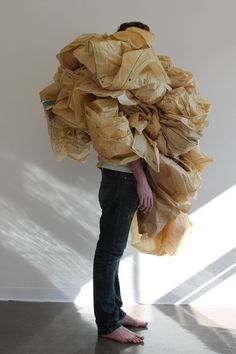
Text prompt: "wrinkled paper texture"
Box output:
[[39, 27, 213, 256]]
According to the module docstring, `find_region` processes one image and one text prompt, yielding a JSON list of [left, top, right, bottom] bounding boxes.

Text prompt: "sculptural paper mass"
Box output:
[[39, 27, 213, 256]]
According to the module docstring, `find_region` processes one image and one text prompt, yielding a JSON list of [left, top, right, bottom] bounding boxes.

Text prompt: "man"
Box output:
[[93, 21, 154, 344]]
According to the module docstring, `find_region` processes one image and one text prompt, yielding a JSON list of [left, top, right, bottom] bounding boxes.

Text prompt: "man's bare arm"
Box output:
[[128, 159, 153, 213]]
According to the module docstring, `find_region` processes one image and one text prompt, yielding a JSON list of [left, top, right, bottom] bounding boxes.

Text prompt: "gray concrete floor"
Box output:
[[0, 301, 235, 354]]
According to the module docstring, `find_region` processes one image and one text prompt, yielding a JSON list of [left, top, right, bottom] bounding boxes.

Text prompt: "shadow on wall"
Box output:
[[154, 248, 236, 304], [0, 150, 104, 301], [0, 147, 235, 304]]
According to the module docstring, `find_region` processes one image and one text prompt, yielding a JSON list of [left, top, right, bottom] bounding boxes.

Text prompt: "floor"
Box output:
[[0, 301, 235, 354]]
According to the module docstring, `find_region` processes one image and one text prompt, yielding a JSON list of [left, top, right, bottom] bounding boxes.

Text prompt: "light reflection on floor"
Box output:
[[1, 301, 234, 354]]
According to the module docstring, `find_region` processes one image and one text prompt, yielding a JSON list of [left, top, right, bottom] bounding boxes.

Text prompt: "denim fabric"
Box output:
[[93, 168, 139, 335]]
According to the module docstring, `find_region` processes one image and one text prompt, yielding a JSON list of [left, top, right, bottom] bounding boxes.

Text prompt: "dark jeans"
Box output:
[[93, 168, 139, 335]]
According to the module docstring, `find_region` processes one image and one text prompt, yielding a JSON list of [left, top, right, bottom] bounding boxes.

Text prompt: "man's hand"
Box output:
[[128, 159, 153, 213], [136, 178, 153, 213]]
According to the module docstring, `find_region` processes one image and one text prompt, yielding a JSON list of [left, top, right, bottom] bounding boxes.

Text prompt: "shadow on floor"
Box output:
[[0, 301, 235, 354]]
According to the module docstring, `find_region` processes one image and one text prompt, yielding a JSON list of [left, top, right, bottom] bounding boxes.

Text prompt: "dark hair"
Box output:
[[117, 21, 150, 32]]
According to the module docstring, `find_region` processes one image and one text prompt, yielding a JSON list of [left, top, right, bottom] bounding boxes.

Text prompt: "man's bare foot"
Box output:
[[120, 314, 148, 328], [101, 325, 144, 344]]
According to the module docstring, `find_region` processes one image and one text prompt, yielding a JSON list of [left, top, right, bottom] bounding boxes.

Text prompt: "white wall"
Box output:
[[0, 0, 235, 305]]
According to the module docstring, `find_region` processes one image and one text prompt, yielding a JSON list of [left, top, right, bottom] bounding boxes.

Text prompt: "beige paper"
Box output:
[[39, 26, 213, 256]]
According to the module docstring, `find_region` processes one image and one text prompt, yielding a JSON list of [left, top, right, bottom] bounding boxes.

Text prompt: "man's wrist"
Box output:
[[128, 158, 147, 184]]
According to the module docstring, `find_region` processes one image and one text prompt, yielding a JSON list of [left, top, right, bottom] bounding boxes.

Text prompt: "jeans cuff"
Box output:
[[119, 309, 126, 321]]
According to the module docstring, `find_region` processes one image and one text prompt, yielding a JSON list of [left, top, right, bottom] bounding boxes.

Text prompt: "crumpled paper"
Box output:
[[39, 26, 213, 256]]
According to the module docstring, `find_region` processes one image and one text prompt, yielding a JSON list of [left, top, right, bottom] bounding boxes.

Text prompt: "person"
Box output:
[[93, 21, 154, 344]]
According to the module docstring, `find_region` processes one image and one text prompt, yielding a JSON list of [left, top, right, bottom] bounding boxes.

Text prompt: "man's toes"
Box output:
[[101, 326, 144, 344], [130, 335, 141, 344], [134, 336, 144, 344], [129, 331, 144, 342], [136, 320, 148, 327]]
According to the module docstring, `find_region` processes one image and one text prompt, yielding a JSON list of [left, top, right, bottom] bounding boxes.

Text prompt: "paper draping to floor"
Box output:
[[39, 27, 213, 256]]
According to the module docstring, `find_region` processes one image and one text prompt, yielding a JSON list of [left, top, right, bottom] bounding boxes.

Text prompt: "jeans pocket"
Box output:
[[98, 181, 115, 209]]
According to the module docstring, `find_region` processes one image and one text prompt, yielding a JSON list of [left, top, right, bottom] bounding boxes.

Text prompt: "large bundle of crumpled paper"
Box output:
[[39, 27, 213, 256]]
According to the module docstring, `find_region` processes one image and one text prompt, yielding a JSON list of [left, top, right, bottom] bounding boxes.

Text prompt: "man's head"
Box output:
[[117, 21, 150, 32]]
